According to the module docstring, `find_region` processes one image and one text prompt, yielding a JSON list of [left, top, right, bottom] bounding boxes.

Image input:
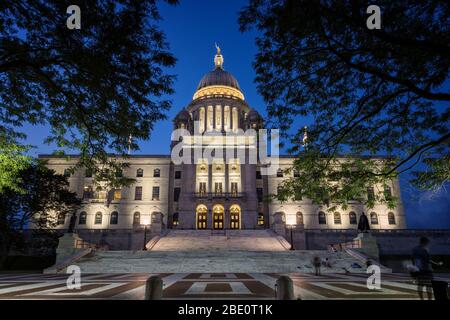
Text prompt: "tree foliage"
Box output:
[[0, 162, 81, 267], [240, 0, 449, 208], [0, 138, 31, 192], [0, 0, 177, 190]]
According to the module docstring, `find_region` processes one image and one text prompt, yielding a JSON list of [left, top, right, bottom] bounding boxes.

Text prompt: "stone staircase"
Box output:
[[72, 249, 370, 273], [63, 230, 381, 274], [149, 229, 287, 251]]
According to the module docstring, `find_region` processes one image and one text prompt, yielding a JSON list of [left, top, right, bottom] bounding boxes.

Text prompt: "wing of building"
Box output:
[[39, 48, 406, 235]]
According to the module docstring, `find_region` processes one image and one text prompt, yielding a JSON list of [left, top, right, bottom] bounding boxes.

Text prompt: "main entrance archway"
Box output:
[[196, 205, 207, 229], [230, 204, 241, 229], [212, 205, 224, 229]]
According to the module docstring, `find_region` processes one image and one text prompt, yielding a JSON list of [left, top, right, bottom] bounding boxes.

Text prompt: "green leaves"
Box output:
[[240, 0, 449, 208], [0, 138, 32, 193], [0, 1, 176, 188], [0, 162, 81, 264]]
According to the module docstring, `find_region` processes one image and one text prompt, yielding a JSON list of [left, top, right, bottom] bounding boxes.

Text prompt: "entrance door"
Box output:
[[230, 205, 241, 229], [196, 205, 207, 229], [212, 205, 224, 229], [197, 212, 207, 229]]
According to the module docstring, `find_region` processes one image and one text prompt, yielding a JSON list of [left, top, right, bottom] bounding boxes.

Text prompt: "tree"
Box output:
[[0, 138, 31, 192], [0, 0, 177, 191], [0, 162, 81, 268], [239, 0, 449, 210]]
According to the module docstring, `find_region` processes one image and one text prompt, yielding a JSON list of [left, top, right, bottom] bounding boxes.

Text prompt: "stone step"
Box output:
[[71, 250, 374, 274], [150, 229, 287, 252]]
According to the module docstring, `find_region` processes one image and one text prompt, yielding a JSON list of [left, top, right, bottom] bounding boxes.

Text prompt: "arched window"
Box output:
[[229, 205, 241, 229], [318, 211, 327, 224], [136, 168, 143, 177], [153, 168, 160, 177], [388, 212, 396, 225], [334, 212, 341, 224], [196, 205, 207, 229], [57, 213, 66, 225], [110, 211, 118, 225], [94, 212, 102, 224], [79, 212, 87, 225], [370, 212, 378, 225], [296, 212, 304, 225], [133, 212, 141, 225], [349, 212, 357, 225]]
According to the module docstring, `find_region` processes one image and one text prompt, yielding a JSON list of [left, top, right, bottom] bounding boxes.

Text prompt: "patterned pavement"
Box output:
[[0, 272, 448, 300]]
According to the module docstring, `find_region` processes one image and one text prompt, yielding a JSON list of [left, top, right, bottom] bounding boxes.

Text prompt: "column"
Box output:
[[225, 163, 229, 193], [208, 164, 212, 194], [207, 207, 212, 229], [230, 106, 233, 131], [213, 104, 216, 130], [221, 104, 224, 132], [225, 208, 230, 230]]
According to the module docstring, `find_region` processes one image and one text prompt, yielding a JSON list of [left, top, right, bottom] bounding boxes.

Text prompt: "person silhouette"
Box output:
[[357, 212, 370, 233], [412, 237, 443, 300]]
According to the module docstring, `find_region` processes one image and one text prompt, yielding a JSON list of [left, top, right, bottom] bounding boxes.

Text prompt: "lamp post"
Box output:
[[143, 221, 150, 251], [287, 224, 295, 250]]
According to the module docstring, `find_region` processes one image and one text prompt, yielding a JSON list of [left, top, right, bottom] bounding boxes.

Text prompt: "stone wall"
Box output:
[[290, 229, 450, 255], [76, 229, 157, 251]]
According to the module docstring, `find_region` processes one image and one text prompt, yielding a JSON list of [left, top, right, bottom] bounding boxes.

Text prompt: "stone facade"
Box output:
[[38, 49, 406, 234]]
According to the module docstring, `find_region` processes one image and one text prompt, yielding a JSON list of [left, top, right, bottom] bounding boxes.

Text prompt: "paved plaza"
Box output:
[[1, 272, 448, 300]]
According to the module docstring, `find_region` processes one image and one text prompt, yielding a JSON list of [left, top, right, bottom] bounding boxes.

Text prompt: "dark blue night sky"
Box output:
[[20, 0, 450, 229]]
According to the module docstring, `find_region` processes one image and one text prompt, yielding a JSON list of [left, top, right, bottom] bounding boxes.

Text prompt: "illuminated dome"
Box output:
[[193, 46, 245, 100], [197, 68, 241, 91]]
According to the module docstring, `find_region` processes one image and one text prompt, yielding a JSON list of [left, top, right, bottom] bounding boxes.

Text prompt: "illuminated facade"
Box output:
[[40, 48, 406, 231]]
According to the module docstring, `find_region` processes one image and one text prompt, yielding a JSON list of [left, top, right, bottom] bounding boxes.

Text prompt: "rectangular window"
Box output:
[[367, 187, 375, 201], [135, 186, 143, 200], [231, 182, 238, 195], [277, 185, 283, 195], [57, 214, 66, 225], [152, 186, 160, 201], [113, 189, 121, 201], [215, 182, 223, 194], [175, 171, 182, 179], [293, 169, 300, 178], [384, 186, 392, 200], [199, 182, 207, 194], [83, 186, 93, 199], [63, 169, 71, 177], [85, 169, 92, 178], [257, 213, 264, 225], [294, 189, 302, 201], [257, 188, 263, 202], [256, 171, 262, 179], [174, 187, 181, 202]]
